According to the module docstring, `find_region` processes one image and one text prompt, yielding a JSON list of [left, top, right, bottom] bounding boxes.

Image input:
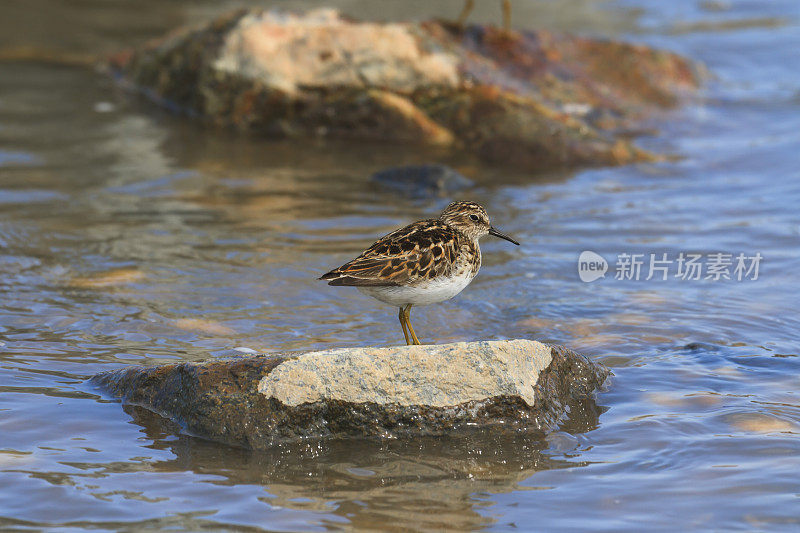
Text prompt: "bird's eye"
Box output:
[[469, 214, 480, 222]]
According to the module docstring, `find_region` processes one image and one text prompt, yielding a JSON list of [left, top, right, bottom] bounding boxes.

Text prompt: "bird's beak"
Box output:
[[489, 226, 520, 245]]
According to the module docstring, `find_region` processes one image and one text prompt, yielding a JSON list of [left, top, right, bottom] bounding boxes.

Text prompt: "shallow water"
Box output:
[[1, 0, 799, 530]]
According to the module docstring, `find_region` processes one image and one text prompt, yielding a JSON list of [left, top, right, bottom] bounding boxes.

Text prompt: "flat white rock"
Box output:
[[258, 339, 553, 408]]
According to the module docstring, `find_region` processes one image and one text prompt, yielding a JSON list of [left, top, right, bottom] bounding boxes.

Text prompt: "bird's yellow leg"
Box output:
[[404, 304, 422, 345], [398, 306, 411, 345], [502, 0, 512, 31], [456, 0, 475, 27]]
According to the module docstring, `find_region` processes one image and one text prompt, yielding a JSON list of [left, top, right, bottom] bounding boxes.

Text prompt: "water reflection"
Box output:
[[123, 402, 603, 530]]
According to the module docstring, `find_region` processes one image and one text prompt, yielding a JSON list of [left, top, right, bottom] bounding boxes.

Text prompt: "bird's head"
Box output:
[[439, 201, 520, 245]]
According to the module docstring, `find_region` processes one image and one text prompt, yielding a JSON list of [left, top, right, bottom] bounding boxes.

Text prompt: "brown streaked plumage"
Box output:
[[321, 219, 464, 288], [320, 201, 520, 346]]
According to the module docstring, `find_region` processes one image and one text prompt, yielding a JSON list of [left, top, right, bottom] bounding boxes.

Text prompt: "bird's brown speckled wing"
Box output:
[[320, 219, 461, 287]]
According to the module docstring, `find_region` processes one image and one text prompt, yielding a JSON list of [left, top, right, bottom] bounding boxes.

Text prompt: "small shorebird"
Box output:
[[320, 201, 519, 345]]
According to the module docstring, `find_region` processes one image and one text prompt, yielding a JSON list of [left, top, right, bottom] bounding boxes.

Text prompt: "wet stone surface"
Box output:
[[370, 164, 474, 197], [91, 340, 610, 449], [108, 8, 702, 170]]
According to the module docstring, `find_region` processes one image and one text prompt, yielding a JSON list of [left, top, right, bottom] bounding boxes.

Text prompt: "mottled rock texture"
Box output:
[[370, 164, 473, 197], [108, 9, 702, 169], [91, 340, 610, 449]]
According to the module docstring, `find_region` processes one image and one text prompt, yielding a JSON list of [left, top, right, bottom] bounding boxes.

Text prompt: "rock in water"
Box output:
[[370, 164, 474, 197], [107, 9, 702, 170], [91, 340, 610, 449]]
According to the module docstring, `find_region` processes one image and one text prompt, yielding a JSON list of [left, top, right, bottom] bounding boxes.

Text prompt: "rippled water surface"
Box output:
[[1, 0, 799, 530]]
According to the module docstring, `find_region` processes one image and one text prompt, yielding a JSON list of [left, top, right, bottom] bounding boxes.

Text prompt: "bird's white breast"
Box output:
[[358, 269, 476, 307]]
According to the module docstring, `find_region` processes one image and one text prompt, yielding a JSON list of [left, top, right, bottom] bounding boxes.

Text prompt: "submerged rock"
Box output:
[[108, 9, 702, 170], [370, 164, 474, 197], [91, 339, 610, 449]]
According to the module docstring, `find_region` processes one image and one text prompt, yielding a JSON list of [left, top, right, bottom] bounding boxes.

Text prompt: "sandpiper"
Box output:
[[320, 201, 519, 345]]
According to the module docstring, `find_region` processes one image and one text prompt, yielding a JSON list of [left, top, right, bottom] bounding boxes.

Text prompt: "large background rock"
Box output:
[[91, 339, 610, 449], [108, 8, 702, 169]]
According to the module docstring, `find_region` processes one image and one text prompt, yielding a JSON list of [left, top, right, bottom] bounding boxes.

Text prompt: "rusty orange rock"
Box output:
[[109, 8, 703, 170]]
